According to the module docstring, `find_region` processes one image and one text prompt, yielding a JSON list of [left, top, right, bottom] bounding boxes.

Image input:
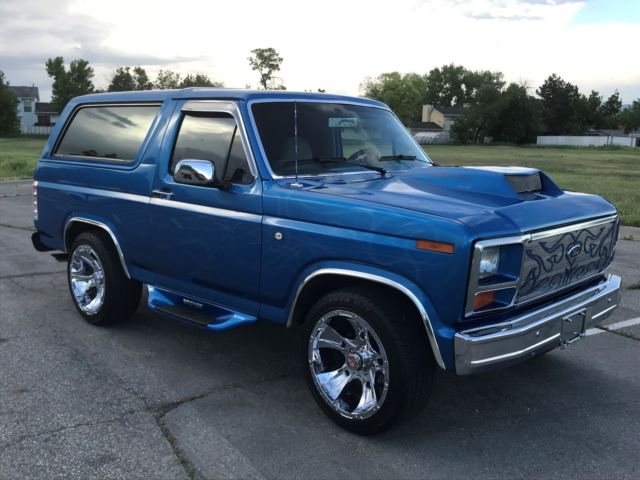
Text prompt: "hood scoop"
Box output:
[[505, 172, 542, 194], [398, 166, 560, 202]]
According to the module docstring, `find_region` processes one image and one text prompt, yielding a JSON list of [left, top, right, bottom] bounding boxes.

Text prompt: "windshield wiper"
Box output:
[[378, 154, 417, 161], [302, 157, 387, 175]]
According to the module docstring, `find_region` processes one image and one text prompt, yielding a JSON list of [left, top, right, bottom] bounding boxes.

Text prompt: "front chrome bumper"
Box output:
[[454, 274, 621, 375]]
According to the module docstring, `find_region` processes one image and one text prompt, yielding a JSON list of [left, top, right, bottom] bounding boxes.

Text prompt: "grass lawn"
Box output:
[[0, 137, 46, 180], [1, 137, 638, 226], [424, 145, 640, 227]]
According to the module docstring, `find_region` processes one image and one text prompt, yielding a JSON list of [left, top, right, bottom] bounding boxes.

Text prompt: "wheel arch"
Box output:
[[63, 217, 131, 279], [287, 267, 446, 369]]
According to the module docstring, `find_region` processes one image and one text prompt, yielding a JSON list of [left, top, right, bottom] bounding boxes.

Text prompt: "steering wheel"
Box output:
[[347, 148, 372, 163]]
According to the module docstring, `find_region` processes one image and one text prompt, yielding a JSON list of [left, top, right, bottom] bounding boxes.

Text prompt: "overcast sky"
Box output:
[[1, 0, 638, 103]]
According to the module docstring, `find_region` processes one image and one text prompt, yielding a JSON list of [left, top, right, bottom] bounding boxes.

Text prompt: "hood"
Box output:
[[303, 166, 617, 237]]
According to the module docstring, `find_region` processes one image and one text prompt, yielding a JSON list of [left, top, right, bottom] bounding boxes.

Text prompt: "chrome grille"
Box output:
[[517, 217, 617, 303]]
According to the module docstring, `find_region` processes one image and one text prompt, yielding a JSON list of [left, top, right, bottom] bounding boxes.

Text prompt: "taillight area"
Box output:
[[32, 180, 38, 221]]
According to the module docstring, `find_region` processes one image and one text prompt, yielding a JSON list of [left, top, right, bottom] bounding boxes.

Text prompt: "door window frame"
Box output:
[[168, 100, 259, 184]]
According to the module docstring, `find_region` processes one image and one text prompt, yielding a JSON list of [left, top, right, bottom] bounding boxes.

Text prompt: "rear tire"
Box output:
[[302, 287, 435, 435], [67, 231, 141, 326]]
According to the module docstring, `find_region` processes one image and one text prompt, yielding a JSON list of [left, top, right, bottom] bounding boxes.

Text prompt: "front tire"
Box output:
[[302, 287, 435, 435], [67, 231, 141, 326]]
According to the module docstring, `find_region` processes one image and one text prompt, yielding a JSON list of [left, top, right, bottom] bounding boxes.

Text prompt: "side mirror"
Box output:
[[174, 159, 232, 190], [174, 159, 216, 187]]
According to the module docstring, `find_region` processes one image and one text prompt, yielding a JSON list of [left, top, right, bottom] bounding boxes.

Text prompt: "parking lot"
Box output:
[[1, 180, 639, 480]]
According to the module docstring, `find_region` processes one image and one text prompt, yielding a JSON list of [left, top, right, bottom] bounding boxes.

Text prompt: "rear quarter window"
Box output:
[[55, 104, 160, 162]]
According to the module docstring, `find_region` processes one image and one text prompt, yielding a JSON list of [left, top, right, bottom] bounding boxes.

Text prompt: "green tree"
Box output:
[[490, 83, 542, 144], [424, 64, 504, 107], [0, 70, 20, 135], [617, 100, 640, 134], [600, 91, 622, 117], [180, 73, 223, 88], [248, 48, 284, 89], [108, 66, 154, 91], [581, 90, 604, 129], [154, 69, 182, 89], [133, 67, 153, 90], [108, 67, 135, 92], [452, 83, 541, 144], [450, 86, 503, 143], [45, 56, 95, 111], [536, 74, 585, 134], [361, 72, 427, 125]]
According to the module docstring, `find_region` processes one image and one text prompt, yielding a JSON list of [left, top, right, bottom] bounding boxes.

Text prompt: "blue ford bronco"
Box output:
[[32, 89, 621, 434]]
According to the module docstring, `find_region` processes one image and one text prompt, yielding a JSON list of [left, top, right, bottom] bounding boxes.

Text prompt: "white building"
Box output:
[[8, 85, 40, 133]]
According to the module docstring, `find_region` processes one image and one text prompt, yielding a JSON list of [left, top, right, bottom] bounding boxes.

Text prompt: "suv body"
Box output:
[[32, 89, 621, 433]]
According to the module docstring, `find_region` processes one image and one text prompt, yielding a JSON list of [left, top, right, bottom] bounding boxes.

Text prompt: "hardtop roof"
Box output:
[[69, 88, 388, 109]]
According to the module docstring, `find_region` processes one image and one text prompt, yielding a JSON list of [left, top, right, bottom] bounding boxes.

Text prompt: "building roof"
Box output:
[[411, 121, 443, 131], [35, 102, 58, 114], [598, 129, 627, 137], [67, 88, 387, 110], [437, 105, 464, 116], [8, 86, 40, 100]]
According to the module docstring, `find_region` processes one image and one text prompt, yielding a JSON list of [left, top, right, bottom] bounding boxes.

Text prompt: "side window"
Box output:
[[171, 112, 254, 185], [55, 105, 160, 162]]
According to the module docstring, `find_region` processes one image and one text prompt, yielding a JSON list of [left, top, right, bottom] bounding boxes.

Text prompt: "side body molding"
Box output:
[[63, 217, 131, 279], [288, 268, 446, 369]]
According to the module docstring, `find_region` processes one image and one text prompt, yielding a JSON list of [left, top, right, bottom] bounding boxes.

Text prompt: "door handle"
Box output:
[[151, 189, 174, 200]]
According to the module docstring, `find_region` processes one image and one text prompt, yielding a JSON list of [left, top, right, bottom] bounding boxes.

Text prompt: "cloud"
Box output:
[[1, 0, 638, 104], [466, 12, 544, 20], [0, 0, 200, 97]]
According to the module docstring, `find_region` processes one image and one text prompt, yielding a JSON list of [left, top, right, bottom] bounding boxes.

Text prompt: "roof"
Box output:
[[8, 86, 40, 100], [437, 106, 464, 116], [35, 102, 58, 114], [411, 121, 443, 131], [598, 129, 627, 137], [68, 88, 388, 109]]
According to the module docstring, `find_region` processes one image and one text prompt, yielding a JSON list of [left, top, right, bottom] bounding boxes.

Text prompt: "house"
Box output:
[[421, 104, 465, 132], [8, 85, 40, 132], [35, 102, 60, 126]]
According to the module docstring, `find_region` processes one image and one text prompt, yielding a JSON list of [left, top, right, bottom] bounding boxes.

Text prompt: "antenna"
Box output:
[[290, 101, 303, 188]]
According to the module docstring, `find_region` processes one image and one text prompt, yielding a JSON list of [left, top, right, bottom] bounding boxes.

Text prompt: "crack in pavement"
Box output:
[[0, 223, 35, 231], [0, 409, 143, 454], [147, 370, 300, 480], [0, 270, 65, 280], [599, 326, 640, 341]]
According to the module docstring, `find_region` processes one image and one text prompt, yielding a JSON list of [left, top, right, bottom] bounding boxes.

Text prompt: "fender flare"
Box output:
[[288, 266, 446, 369], [63, 217, 131, 279]]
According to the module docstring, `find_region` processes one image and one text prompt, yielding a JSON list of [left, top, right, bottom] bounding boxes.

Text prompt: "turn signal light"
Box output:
[[473, 291, 495, 310], [416, 239, 454, 254]]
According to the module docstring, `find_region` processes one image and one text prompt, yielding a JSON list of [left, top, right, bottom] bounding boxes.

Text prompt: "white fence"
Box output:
[[21, 126, 55, 135], [537, 135, 637, 147]]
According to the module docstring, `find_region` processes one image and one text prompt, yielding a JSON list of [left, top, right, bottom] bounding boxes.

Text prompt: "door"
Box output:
[[148, 101, 262, 315]]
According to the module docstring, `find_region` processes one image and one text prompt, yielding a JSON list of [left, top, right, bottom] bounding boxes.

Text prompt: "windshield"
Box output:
[[250, 101, 432, 177]]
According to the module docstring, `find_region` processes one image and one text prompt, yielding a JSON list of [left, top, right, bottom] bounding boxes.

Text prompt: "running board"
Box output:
[[147, 285, 256, 331]]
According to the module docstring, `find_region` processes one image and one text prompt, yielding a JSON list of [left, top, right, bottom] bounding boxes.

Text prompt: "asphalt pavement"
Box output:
[[1, 180, 639, 479]]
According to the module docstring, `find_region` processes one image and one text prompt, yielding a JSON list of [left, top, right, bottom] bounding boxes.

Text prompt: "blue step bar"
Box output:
[[147, 285, 257, 331]]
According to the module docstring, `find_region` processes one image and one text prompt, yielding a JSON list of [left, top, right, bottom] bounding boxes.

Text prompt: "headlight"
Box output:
[[479, 246, 500, 279], [465, 239, 525, 317]]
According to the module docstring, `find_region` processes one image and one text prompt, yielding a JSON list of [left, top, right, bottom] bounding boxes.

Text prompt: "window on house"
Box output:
[[23, 99, 33, 112]]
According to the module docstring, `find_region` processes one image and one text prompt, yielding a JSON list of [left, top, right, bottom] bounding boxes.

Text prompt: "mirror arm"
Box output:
[[212, 179, 232, 191]]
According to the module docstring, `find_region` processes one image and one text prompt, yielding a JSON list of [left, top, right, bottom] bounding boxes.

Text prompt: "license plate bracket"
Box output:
[[561, 308, 588, 348]]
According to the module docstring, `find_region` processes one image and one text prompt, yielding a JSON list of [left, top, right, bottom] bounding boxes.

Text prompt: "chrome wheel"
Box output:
[[69, 245, 105, 315], [308, 309, 390, 420]]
